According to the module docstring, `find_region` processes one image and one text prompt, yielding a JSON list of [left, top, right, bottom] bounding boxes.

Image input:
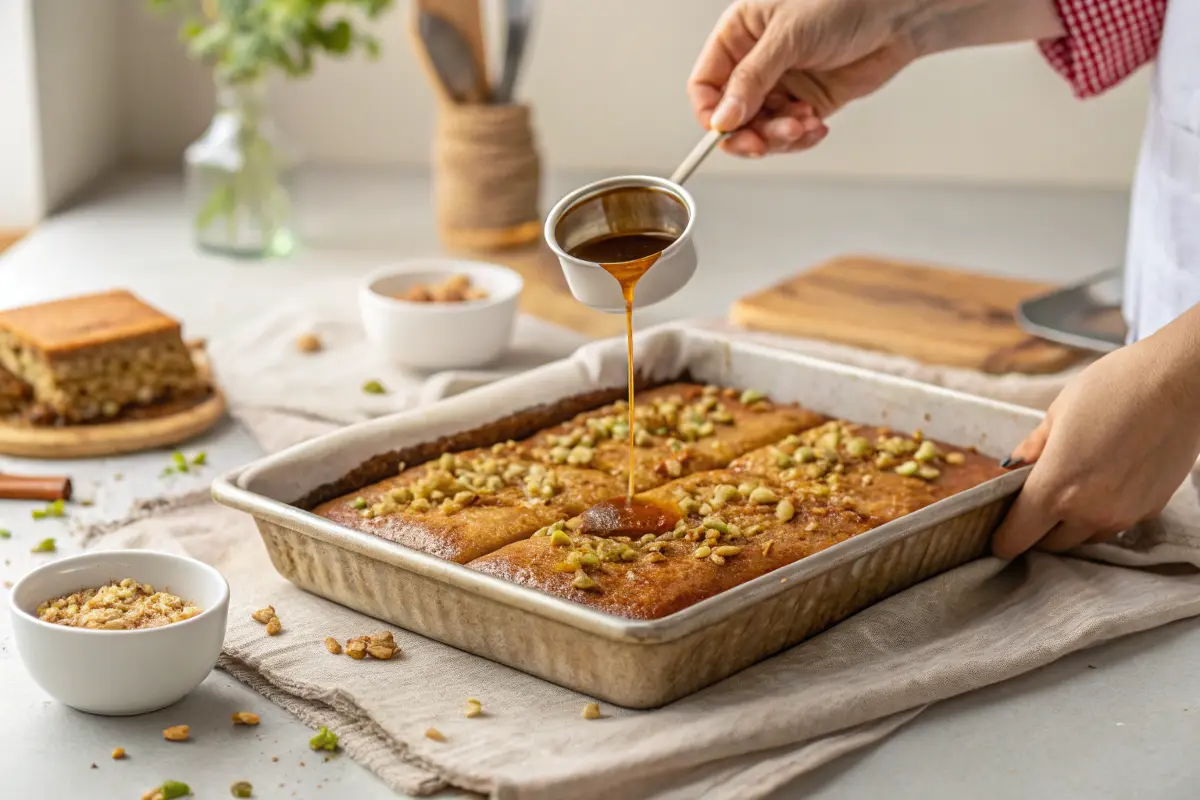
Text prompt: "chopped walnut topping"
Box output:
[[36, 579, 201, 630]]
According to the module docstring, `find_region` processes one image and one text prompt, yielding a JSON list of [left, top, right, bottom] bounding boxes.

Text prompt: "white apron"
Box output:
[[1123, 0, 1200, 342]]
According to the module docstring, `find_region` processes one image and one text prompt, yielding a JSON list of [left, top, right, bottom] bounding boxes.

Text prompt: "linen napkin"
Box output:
[[205, 296, 590, 424], [85, 469, 1200, 800]]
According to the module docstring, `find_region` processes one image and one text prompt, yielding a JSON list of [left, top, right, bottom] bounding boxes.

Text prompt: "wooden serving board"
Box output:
[[729, 255, 1089, 375], [450, 240, 627, 340], [0, 348, 226, 459]]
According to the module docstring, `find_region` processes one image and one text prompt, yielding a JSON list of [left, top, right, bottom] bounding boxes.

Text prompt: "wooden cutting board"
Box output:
[[729, 255, 1089, 374]]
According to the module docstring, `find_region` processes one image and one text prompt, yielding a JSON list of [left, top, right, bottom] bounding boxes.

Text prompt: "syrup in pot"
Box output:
[[568, 230, 679, 538]]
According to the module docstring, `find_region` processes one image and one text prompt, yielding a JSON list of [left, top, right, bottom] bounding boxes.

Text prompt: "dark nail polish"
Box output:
[[1000, 456, 1026, 469]]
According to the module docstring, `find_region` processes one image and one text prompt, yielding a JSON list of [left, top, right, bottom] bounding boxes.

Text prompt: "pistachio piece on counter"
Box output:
[[362, 379, 387, 395], [309, 726, 339, 751]]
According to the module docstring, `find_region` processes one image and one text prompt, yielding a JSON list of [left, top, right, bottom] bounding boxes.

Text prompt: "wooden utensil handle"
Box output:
[[415, 0, 491, 103]]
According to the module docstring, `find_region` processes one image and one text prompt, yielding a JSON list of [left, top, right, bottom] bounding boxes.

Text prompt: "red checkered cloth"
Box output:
[[1039, 0, 1168, 97]]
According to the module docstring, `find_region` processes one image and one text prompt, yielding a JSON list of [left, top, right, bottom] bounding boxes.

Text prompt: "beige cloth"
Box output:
[[78, 321, 1200, 800], [87, 466, 1200, 800]]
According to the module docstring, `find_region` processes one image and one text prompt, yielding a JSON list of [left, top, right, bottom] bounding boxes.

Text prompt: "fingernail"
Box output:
[[711, 97, 745, 132], [1000, 456, 1026, 469]]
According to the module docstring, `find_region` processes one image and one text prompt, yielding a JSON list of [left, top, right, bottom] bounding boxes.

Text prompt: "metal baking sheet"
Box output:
[[1017, 268, 1126, 353], [212, 326, 1041, 708]]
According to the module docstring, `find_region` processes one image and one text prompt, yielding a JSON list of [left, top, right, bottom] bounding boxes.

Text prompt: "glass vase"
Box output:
[[184, 77, 295, 259]]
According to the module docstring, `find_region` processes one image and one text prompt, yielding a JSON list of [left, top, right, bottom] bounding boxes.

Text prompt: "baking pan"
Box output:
[[1017, 268, 1126, 353], [212, 326, 1040, 708]]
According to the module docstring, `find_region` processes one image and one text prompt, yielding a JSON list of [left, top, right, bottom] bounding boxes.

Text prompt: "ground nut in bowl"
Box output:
[[359, 261, 523, 370], [9, 550, 229, 715]]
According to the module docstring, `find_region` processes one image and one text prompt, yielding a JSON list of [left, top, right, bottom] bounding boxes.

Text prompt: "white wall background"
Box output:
[[0, 0, 45, 228], [117, 0, 1152, 188], [1, 0, 1157, 229], [0, 0, 122, 228]]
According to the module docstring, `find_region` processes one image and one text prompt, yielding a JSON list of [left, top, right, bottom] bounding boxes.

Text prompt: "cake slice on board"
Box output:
[[0, 290, 203, 424]]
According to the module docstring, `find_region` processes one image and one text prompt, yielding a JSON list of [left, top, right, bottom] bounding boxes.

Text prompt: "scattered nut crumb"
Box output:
[[309, 726, 338, 752], [424, 728, 447, 742], [324, 637, 342, 655], [250, 605, 275, 624], [266, 616, 282, 636], [79, 498, 95, 507], [464, 698, 483, 718], [162, 724, 190, 742], [3, 581, 12, 589], [231, 780, 253, 798], [362, 379, 387, 395], [30, 537, 56, 553], [344, 631, 400, 660], [144, 780, 190, 800], [295, 332, 323, 354], [231, 711, 261, 726], [270, 756, 278, 763], [90, 763, 97, 769], [111, 747, 126, 760], [582, 702, 601, 720]]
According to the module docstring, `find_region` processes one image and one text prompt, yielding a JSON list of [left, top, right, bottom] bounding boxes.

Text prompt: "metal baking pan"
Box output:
[[212, 327, 1040, 709], [1017, 268, 1126, 353]]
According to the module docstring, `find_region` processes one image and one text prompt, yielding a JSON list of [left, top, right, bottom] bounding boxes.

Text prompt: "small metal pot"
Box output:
[[544, 175, 698, 313]]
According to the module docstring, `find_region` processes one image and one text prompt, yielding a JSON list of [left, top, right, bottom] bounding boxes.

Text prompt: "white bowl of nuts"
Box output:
[[9, 549, 229, 716], [359, 260, 524, 370]]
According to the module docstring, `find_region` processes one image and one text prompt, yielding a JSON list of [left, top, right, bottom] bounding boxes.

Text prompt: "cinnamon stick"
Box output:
[[0, 474, 72, 501]]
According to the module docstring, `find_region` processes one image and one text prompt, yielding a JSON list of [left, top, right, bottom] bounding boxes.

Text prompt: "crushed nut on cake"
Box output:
[[395, 274, 489, 304], [36, 579, 201, 630]]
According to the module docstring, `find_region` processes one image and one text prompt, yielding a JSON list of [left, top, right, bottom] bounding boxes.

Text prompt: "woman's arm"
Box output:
[[992, 302, 1200, 557]]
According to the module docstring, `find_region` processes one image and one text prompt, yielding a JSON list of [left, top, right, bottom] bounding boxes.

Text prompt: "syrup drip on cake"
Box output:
[[568, 231, 677, 509]]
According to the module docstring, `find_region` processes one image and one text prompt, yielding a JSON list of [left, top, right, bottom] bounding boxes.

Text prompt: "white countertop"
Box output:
[[4, 169, 1195, 800]]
